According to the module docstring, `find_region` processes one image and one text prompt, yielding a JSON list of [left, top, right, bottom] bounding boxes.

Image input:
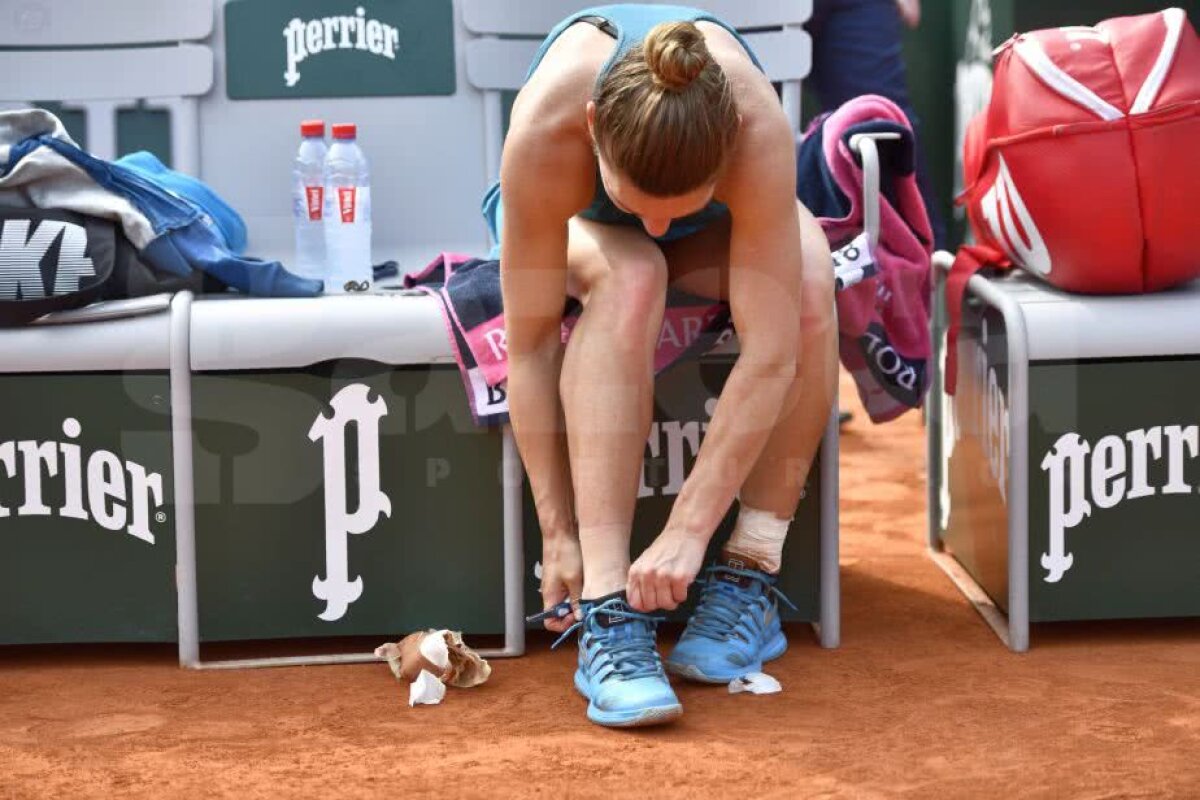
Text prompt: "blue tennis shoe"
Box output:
[[667, 558, 797, 683], [553, 593, 682, 728]]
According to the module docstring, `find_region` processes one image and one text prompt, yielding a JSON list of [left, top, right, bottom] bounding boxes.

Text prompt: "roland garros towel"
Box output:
[[798, 94, 934, 423], [402, 253, 732, 425]]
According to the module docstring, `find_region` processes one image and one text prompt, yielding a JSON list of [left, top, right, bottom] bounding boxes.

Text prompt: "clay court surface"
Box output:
[[3, 372, 1198, 799]]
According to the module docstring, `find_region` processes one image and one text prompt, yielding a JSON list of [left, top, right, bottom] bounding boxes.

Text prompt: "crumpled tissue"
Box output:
[[409, 669, 447, 706], [729, 671, 783, 695], [376, 629, 492, 706]]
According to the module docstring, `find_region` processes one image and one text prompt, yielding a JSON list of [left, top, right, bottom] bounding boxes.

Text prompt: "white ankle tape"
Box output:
[[725, 506, 791, 574]]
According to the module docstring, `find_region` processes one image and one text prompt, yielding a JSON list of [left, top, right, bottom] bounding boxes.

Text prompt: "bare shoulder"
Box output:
[[696, 22, 787, 125], [501, 115, 594, 224], [696, 22, 795, 209], [502, 24, 602, 219]]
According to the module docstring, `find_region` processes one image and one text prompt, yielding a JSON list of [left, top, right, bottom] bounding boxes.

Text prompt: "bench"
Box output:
[[928, 252, 1200, 651], [0, 0, 846, 668]]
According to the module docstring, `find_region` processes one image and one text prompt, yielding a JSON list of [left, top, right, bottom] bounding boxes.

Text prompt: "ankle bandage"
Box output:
[[725, 505, 791, 574]]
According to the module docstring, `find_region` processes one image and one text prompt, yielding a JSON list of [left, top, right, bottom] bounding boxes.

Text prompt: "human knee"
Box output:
[[595, 252, 668, 347]]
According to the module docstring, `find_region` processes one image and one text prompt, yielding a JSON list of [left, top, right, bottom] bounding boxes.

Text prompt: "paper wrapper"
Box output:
[[729, 671, 782, 695], [409, 670, 446, 706], [375, 629, 492, 690]]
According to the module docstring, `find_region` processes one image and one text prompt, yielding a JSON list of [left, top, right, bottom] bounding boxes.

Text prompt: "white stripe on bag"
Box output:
[[1014, 36, 1124, 121], [1131, 8, 1186, 114]]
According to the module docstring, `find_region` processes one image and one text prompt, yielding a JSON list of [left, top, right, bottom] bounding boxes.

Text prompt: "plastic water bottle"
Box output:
[[291, 119, 328, 280], [323, 123, 372, 293]]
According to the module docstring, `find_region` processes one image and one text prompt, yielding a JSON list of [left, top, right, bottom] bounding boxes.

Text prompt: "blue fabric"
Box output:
[[4, 136, 47, 173], [808, 0, 946, 248], [576, 168, 730, 241], [117, 151, 248, 254], [795, 114, 851, 222], [36, 135, 197, 234], [485, 4, 759, 249], [525, 4, 763, 86], [481, 180, 503, 259], [482, 175, 727, 255], [34, 135, 321, 297], [140, 219, 318, 298]]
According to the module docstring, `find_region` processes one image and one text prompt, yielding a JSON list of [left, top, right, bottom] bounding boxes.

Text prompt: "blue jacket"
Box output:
[[3, 109, 320, 298]]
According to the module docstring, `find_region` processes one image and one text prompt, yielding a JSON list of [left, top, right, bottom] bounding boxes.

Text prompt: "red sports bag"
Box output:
[[947, 8, 1200, 391]]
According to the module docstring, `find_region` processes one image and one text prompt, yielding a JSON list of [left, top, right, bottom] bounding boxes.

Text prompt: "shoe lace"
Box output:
[[551, 598, 667, 680], [686, 566, 798, 642]]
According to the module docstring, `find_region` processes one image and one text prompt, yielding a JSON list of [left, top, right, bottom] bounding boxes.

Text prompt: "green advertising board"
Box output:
[[191, 363, 505, 641], [192, 355, 821, 644], [0, 373, 177, 644], [1028, 357, 1200, 622], [224, 0, 456, 100]]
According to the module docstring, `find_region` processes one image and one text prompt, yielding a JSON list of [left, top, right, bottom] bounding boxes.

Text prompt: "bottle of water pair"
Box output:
[[291, 120, 372, 293]]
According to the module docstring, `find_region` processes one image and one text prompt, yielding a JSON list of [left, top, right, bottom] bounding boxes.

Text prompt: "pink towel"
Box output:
[[809, 94, 933, 422]]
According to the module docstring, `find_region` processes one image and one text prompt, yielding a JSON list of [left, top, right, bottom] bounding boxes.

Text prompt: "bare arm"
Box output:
[[625, 112, 806, 612], [668, 115, 804, 540], [498, 113, 593, 623]]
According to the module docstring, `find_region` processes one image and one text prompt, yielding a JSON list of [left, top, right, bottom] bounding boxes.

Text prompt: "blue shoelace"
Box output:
[[686, 566, 798, 642], [552, 598, 667, 681]]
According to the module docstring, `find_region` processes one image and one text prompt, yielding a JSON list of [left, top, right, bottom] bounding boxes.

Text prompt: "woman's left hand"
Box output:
[[627, 528, 709, 612]]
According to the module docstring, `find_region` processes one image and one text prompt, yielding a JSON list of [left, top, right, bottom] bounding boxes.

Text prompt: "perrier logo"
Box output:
[[283, 7, 401, 88], [225, 0, 454, 100]]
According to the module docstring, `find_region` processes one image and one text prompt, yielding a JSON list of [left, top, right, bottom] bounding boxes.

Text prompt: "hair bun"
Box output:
[[643, 21, 709, 91]]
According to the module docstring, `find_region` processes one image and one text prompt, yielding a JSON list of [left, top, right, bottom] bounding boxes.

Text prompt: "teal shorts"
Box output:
[[482, 180, 729, 258]]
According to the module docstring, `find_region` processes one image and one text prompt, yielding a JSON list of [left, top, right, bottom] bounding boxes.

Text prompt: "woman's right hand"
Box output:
[[539, 534, 584, 633]]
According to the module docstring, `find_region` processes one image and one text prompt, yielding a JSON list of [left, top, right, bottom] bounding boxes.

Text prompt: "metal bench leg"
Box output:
[[477, 425, 526, 658], [927, 271, 1031, 654], [815, 399, 840, 649], [172, 292, 200, 668]]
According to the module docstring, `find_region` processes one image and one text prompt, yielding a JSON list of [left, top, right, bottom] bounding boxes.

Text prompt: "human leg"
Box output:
[[561, 216, 669, 598], [559, 217, 680, 726], [664, 203, 837, 536]]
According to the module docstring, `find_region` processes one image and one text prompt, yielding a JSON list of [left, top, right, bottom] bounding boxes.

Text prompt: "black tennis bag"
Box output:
[[0, 207, 217, 326]]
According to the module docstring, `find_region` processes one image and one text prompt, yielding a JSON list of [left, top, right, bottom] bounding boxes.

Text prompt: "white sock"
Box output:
[[724, 505, 792, 574]]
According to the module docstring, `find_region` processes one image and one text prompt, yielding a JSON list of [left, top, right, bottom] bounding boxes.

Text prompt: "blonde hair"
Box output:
[[592, 21, 739, 196]]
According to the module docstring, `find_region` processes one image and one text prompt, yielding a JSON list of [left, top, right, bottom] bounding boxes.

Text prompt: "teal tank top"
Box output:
[[527, 4, 764, 240]]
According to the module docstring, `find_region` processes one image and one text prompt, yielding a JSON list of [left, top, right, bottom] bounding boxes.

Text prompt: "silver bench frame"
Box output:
[[926, 251, 1032, 652], [168, 291, 528, 669], [927, 253, 1200, 653]]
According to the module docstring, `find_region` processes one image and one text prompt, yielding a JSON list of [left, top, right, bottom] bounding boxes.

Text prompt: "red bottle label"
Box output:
[[338, 187, 357, 223], [304, 186, 324, 221]]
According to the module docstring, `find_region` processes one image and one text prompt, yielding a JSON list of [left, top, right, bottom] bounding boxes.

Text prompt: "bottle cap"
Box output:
[[300, 119, 325, 137], [332, 123, 357, 140]]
